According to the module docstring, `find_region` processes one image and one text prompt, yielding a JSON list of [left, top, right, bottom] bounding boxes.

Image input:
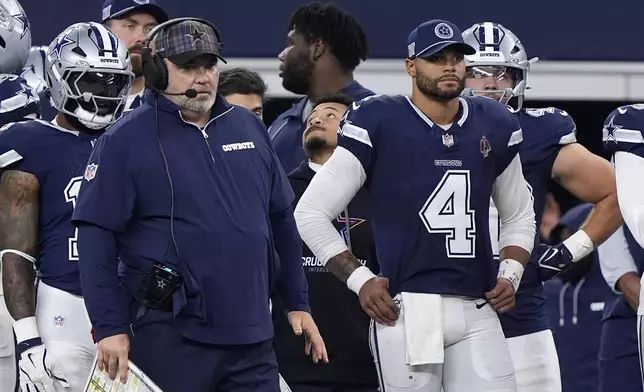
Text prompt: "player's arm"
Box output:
[[613, 151, 644, 248], [0, 170, 38, 326], [552, 143, 622, 253], [295, 147, 366, 280], [295, 99, 398, 325], [491, 154, 536, 291], [597, 227, 640, 310], [295, 147, 397, 326]]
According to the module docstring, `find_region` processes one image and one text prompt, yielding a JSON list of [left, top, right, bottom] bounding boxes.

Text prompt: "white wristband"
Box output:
[[562, 230, 594, 262], [498, 259, 524, 293], [0, 249, 37, 265], [346, 266, 377, 295], [13, 316, 39, 343]]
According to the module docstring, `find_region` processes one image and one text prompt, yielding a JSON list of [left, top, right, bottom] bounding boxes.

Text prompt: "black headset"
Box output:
[[142, 17, 224, 92]]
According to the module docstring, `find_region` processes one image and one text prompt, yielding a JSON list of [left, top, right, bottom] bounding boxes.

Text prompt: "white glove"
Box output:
[[14, 317, 70, 392]]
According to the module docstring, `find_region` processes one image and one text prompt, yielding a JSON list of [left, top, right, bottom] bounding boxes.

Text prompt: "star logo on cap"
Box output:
[[434, 23, 454, 40], [187, 24, 206, 47]]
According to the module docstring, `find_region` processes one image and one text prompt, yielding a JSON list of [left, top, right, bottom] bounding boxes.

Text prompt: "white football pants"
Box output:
[[0, 294, 16, 392], [506, 330, 561, 392], [369, 295, 516, 392], [35, 281, 96, 392]]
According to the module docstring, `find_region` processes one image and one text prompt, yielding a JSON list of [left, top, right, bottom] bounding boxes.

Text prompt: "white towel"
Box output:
[[401, 292, 444, 365]]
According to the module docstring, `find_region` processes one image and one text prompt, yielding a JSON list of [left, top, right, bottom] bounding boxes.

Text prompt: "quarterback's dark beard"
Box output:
[[304, 136, 333, 158], [416, 72, 465, 102], [281, 55, 315, 95]]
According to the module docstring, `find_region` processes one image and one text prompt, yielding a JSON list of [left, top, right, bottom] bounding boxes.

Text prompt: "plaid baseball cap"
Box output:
[[101, 0, 168, 24], [154, 19, 226, 66], [407, 19, 476, 60]]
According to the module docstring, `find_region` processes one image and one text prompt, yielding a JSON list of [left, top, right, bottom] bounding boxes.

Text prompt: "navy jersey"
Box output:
[[603, 104, 644, 157], [338, 94, 522, 298], [490, 107, 577, 338], [0, 119, 102, 295]]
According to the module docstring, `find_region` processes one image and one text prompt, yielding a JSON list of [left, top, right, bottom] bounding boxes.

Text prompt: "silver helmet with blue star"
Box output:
[[0, 73, 39, 126], [45, 22, 134, 130], [20, 45, 48, 95], [0, 0, 31, 73]]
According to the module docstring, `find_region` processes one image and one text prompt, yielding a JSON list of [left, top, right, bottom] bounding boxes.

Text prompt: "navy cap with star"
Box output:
[[407, 19, 476, 60], [154, 20, 226, 66], [101, 0, 168, 24]]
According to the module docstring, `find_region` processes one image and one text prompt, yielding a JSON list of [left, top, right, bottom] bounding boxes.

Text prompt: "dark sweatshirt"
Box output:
[[272, 160, 379, 387]]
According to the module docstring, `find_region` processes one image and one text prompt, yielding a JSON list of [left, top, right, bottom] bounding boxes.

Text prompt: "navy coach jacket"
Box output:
[[72, 91, 309, 345]]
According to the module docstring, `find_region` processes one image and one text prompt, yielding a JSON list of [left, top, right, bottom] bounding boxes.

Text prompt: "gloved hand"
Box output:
[[535, 243, 574, 282], [14, 317, 70, 392]]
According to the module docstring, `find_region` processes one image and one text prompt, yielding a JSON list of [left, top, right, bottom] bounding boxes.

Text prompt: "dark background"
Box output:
[[18, 0, 644, 61]]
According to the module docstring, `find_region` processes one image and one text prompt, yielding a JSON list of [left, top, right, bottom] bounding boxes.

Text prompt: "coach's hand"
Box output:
[[287, 311, 329, 363], [485, 278, 516, 313], [359, 277, 399, 326], [97, 333, 130, 383]]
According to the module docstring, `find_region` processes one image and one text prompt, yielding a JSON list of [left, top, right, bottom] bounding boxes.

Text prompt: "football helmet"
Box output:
[[0, 73, 39, 126], [461, 22, 538, 110], [45, 22, 133, 130], [20, 45, 47, 95], [0, 0, 31, 73]]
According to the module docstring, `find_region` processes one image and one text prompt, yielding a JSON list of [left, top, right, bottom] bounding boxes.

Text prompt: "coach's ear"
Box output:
[[405, 59, 416, 78]]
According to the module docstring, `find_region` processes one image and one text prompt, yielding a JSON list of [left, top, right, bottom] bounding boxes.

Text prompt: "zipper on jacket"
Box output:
[[178, 107, 235, 164]]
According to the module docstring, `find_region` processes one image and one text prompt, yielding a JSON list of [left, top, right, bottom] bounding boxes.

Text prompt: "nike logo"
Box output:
[[540, 248, 559, 263], [475, 300, 488, 309], [538, 248, 564, 271], [618, 107, 628, 115]]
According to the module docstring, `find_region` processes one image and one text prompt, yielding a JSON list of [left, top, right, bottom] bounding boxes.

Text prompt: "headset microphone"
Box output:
[[148, 87, 198, 98]]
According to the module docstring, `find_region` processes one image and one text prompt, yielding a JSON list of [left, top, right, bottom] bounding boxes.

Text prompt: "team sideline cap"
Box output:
[[101, 0, 168, 24], [154, 19, 226, 66], [407, 19, 476, 59]]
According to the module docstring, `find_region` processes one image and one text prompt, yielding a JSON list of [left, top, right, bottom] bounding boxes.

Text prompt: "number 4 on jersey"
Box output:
[[64, 176, 83, 261], [419, 170, 476, 258]]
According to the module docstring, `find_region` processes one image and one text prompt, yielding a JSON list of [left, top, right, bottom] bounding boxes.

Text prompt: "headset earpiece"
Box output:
[[142, 46, 169, 92]]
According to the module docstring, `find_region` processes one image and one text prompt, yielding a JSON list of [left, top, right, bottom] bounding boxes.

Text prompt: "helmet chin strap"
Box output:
[[74, 105, 114, 130]]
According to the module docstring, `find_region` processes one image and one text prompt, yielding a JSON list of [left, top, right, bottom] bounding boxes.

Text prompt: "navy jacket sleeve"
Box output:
[[77, 224, 128, 340], [71, 132, 136, 341], [269, 154, 310, 313]]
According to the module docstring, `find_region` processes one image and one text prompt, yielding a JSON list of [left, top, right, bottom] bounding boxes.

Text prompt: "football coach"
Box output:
[[71, 17, 325, 392]]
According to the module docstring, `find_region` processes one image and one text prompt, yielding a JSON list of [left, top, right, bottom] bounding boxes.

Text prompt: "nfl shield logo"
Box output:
[[84, 163, 98, 181], [442, 133, 454, 147], [53, 315, 64, 328]]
